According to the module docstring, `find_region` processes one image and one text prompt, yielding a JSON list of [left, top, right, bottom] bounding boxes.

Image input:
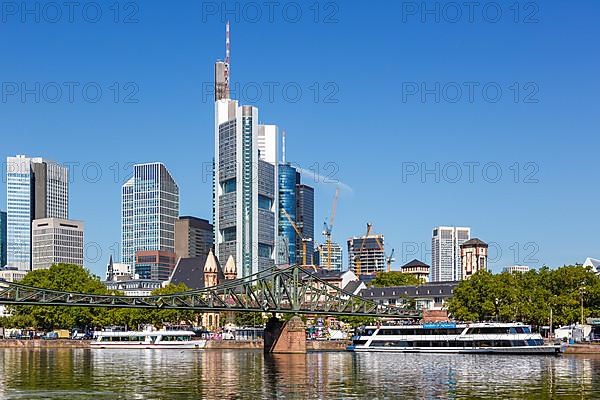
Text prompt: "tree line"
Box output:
[[447, 265, 600, 327]]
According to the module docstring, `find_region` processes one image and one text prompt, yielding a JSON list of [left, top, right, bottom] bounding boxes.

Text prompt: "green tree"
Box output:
[[370, 271, 421, 287], [447, 266, 600, 327], [6, 263, 111, 330]]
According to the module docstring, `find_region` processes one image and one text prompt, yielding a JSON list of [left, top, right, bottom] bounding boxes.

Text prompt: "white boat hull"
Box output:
[[350, 345, 563, 355], [90, 340, 207, 350]]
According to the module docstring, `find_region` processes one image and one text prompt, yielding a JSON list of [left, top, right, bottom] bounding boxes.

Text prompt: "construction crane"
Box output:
[[322, 188, 340, 270], [354, 223, 373, 276], [282, 208, 312, 266], [386, 249, 395, 273]]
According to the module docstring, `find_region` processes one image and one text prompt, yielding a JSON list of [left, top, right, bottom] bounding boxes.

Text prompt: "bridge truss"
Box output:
[[0, 265, 419, 318]]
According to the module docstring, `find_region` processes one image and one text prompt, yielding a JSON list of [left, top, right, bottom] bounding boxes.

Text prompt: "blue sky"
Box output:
[[1, 0, 599, 277]]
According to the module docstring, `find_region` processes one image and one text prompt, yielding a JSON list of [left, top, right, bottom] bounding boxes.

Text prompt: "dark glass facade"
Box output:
[[1, 211, 6, 267], [278, 164, 297, 264], [296, 184, 315, 264]]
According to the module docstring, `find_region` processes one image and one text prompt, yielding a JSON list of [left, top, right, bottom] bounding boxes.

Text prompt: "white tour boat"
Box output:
[[91, 328, 207, 349], [349, 322, 564, 354]]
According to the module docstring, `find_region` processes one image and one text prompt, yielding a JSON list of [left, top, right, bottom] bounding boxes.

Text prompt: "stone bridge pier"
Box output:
[[264, 315, 306, 354]]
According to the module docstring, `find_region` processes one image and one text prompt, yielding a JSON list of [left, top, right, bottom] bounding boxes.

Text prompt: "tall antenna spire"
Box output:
[[225, 21, 230, 93], [282, 130, 286, 163]]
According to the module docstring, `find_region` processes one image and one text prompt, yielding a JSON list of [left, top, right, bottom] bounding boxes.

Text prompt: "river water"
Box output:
[[0, 349, 599, 399]]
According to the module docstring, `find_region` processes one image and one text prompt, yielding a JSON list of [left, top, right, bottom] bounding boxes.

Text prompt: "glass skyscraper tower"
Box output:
[[278, 163, 298, 264], [5, 155, 69, 270], [431, 226, 471, 282], [213, 26, 279, 277], [121, 163, 179, 271]]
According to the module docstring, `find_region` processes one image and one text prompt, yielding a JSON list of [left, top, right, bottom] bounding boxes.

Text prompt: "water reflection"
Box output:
[[0, 349, 599, 399]]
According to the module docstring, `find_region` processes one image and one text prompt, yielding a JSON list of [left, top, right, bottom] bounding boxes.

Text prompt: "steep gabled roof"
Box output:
[[169, 255, 224, 290], [401, 259, 430, 268]]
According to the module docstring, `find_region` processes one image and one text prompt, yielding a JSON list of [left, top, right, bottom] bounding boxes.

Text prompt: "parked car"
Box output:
[[42, 332, 58, 340]]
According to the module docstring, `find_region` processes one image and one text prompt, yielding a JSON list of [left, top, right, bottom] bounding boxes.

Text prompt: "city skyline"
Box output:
[[1, 4, 599, 277]]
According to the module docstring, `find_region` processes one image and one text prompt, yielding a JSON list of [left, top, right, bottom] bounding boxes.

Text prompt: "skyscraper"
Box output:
[[213, 25, 279, 277], [0, 211, 6, 268], [278, 163, 297, 264], [121, 163, 179, 277], [31, 218, 84, 270], [296, 183, 314, 265], [6, 155, 69, 270], [431, 226, 471, 282], [315, 242, 343, 271], [175, 216, 214, 259], [348, 234, 385, 275]]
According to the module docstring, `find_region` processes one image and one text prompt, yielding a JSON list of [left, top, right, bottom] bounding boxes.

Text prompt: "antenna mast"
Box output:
[[225, 21, 231, 93]]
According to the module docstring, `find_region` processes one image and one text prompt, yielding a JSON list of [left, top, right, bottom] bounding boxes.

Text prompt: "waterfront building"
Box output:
[[0, 267, 27, 283], [360, 281, 458, 311], [431, 226, 471, 282], [121, 162, 179, 274], [213, 27, 278, 278], [103, 278, 163, 296], [31, 218, 84, 270], [314, 242, 343, 271], [175, 216, 214, 259], [296, 184, 314, 265], [348, 234, 385, 276], [278, 163, 298, 265], [168, 249, 236, 330], [459, 238, 488, 279], [582, 258, 600, 274], [503, 265, 531, 274], [400, 259, 430, 283], [135, 250, 177, 281], [106, 256, 133, 281], [0, 211, 6, 267], [6, 155, 69, 270], [301, 269, 366, 299]]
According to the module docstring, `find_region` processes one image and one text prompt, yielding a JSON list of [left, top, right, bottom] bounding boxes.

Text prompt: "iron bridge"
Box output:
[[0, 265, 420, 318]]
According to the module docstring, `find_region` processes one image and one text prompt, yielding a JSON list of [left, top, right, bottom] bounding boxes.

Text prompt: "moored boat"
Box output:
[[348, 322, 564, 354], [91, 328, 207, 349]]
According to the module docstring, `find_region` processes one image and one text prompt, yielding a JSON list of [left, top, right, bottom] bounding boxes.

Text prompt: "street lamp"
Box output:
[[579, 286, 586, 325]]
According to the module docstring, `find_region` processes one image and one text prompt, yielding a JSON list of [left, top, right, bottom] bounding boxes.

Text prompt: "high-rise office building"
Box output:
[[135, 250, 177, 281], [431, 226, 471, 282], [278, 163, 297, 265], [31, 218, 84, 270], [296, 184, 314, 265], [0, 211, 6, 267], [175, 216, 214, 259], [348, 234, 386, 275], [6, 155, 69, 270], [213, 26, 279, 278], [121, 163, 179, 277], [315, 242, 343, 271]]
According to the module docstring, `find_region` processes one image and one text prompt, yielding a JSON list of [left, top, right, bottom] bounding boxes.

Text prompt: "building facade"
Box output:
[[296, 183, 314, 265], [175, 216, 214, 259], [401, 259, 431, 283], [0, 211, 6, 268], [213, 31, 279, 277], [135, 250, 177, 281], [315, 242, 343, 271], [278, 163, 298, 265], [106, 256, 133, 281], [459, 238, 488, 279], [360, 281, 458, 311], [121, 163, 179, 274], [431, 226, 471, 282], [31, 218, 84, 270], [503, 265, 530, 274], [6, 155, 69, 270], [348, 235, 385, 275], [104, 279, 163, 297]]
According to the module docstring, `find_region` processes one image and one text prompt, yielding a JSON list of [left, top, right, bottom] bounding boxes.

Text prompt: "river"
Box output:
[[0, 349, 599, 399]]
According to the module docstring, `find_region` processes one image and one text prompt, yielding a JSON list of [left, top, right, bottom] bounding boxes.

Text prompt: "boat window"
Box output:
[[509, 327, 530, 334], [511, 340, 527, 347], [364, 329, 376, 336], [371, 341, 411, 347], [467, 327, 510, 335], [352, 340, 367, 345]]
